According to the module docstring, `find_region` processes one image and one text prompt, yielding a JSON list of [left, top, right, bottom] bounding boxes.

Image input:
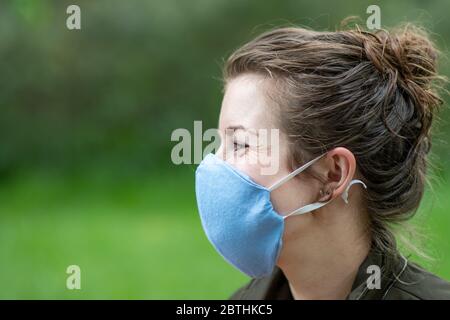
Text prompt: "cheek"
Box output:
[[270, 176, 317, 216], [233, 157, 318, 216], [232, 160, 277, 188], [229, 139, 292, 189]]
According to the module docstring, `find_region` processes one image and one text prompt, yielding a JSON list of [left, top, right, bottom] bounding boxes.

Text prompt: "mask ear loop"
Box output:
[[282, 179, 368, 220], [268, 153, 327, 192], [341, 179, 367, 204]]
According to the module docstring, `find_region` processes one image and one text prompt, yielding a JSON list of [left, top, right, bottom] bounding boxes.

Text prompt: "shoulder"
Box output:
[[229, 259, 450, 300], [385, 261, 450, 300]]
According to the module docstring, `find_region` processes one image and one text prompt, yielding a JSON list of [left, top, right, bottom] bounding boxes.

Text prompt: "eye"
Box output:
[[233, 141, 249, 152]]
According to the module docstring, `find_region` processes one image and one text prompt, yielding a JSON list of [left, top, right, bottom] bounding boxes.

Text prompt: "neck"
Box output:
[[278, 208, 371, 300]]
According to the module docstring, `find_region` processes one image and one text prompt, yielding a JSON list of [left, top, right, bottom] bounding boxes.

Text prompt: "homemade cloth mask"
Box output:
[[195, 152, 367, 278]]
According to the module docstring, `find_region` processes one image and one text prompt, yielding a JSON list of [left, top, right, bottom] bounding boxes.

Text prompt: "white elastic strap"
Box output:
[[282, 198, 332, 219], [268, 153, 327, 192], [282, 179, 368, 219], [342, 179, 367, 204]]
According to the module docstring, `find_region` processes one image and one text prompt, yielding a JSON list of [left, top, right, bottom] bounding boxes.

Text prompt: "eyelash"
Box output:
[[233, 141, 249, 152]]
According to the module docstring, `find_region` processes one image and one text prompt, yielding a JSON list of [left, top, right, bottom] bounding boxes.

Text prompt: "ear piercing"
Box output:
[[320, 180, 368, 204]]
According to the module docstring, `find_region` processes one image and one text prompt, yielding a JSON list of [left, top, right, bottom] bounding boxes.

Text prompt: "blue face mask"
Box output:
[[195, 153, 367, 278]]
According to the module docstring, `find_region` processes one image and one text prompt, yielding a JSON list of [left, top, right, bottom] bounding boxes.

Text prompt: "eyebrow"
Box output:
[[225, 125, 260, 137], [226, 125, 246, 131]]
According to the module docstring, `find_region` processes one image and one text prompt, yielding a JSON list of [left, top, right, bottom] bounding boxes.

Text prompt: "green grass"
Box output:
[[401, 175, 450, 280], [0, 168, 248, 299], [0, 168, 449, 299]]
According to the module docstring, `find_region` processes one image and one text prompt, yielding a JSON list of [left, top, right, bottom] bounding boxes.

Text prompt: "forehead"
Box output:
[[219, 73, 277, 131]]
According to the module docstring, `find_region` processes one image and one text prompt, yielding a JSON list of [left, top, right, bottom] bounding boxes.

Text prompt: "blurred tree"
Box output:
[[0, 0, 448, 179]]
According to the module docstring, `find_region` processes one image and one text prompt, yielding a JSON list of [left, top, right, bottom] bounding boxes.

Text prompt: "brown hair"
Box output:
[[224, 23, 446, 262]]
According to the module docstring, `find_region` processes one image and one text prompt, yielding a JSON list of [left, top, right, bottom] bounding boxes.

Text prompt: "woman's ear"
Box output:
[[317, 147, 356, 202]]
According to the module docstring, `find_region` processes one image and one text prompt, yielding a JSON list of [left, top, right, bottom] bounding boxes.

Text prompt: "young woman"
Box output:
[[195, 23, 450, 300]]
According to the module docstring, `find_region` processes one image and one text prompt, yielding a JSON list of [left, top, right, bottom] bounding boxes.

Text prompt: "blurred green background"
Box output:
[[0, 0, 449, 299]]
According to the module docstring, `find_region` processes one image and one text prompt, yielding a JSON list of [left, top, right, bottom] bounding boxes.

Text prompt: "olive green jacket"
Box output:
[[230, 250, 450, 300]]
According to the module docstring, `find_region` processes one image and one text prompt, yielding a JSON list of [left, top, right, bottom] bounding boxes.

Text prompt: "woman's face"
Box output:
[[216, 73, 322, 222]]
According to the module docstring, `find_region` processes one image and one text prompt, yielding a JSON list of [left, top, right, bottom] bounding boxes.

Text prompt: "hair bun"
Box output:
[[361, 25, 444, 136], [362, 25, 440, 89]]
